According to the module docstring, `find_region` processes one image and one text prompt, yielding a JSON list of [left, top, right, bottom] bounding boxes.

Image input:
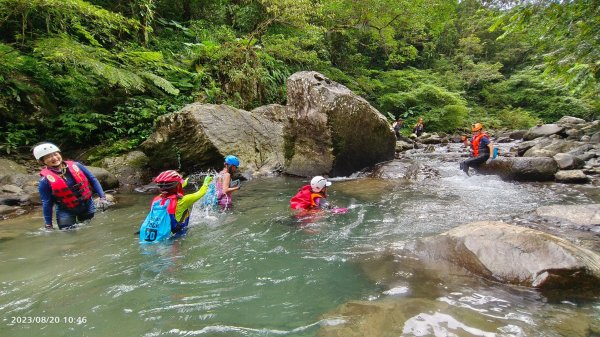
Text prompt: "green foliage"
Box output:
[[378, 83, 468, 132], [0, 0, 598, 157], [492, 0, 600, 97], [496, 107, 540, 130], [482, 69, 596, 122]]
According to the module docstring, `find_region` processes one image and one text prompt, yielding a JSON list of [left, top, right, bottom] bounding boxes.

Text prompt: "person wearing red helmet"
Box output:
[[459, 123, 494, 175], [139, 170, 212, 242], [215, 155, 241, 210]]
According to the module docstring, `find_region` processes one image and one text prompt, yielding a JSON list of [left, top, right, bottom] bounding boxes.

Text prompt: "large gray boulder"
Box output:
[[523, 138, 586, 157], [86, 166, 119, 190], [523, 124, 564, 140], [409, 221, 600, 288], [100, 151, 152, 191], [478, 157, 558, 181], [284, 71, 395, 177], [0, 159, 28, 184], [553, 153, 585, 169], [141, 103, 285, 177]]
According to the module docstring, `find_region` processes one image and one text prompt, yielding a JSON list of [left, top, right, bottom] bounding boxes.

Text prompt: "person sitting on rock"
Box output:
[[139, 170, 212, 243], [290, 176, 332, 210], [460, 123, 494, 175]]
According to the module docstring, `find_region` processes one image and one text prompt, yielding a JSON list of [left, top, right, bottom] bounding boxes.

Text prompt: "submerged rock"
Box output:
[[409, 221, 600, 289], [536, 204, 600, 227]]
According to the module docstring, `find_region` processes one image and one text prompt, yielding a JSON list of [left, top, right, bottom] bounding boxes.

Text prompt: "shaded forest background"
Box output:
[[0, 0, 598, 160]]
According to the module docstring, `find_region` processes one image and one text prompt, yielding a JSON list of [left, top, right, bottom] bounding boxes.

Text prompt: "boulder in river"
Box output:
[[284, 71, 395, 177], [408, 221, 600, 289], [477, 157, 558, 181]]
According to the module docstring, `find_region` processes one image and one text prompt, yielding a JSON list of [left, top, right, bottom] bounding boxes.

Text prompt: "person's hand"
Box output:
[[460, 135, 467, 142], [182, 177, 189, 188], [97, 197, 111, 211], [202, 175, 213, 186]]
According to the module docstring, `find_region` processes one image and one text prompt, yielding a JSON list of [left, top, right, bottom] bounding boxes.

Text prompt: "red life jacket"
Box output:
[[471, 133, 490, 157], [40, 161, 92, 209], [290, 185, 323, 210]]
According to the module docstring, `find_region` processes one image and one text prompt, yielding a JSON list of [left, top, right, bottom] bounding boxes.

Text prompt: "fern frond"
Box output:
[[140, 72, 179, 95]]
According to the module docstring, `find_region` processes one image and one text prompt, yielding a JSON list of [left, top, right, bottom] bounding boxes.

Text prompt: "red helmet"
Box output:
[[154, 170, 183, 190]]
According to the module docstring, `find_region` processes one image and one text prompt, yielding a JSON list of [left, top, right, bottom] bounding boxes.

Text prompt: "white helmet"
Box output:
[[310, 176, 331, 192], [33, 143, 60, 160]]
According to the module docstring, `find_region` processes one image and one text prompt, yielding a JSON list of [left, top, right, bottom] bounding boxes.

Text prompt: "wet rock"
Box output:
[[409, 221, 600, 289], [101, 151, 151, 192], [509, 129, 527, 140], [141, 103, 285, 177], [555, 170, 590, 184], [553, 153, 584, 170], [0, 204, 14, 215], [523, 138, 586, 158], [86, 166, 119, 190], [368, 160, 439, 181], [0, 159, 28, 184], [558, 116, 586, 125], [478, 157, 558, 181], [523, 124, 564, 140], [317, 298, 513, 337], [284, 71, 395, 177], [536, 204, 600, 227], [1, 184, 24, 194]]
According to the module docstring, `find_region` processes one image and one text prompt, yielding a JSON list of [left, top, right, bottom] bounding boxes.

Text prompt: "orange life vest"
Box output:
[[40, 161, 92, 209], [471, 133, 490, 157], [290, 185, 324, 210]]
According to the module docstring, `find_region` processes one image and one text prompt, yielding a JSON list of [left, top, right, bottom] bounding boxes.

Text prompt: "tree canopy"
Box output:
[[0, 0, 597, 156]]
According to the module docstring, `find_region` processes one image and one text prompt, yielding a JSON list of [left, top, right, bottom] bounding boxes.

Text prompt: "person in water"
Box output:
[[216, 155, 241, 210], [459, 122, 494, 175], [139, 170, 212, 242], [34, 142, 108, 230], [290, 176, 332, 210]]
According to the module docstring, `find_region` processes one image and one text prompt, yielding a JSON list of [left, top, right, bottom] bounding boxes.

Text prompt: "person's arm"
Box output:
[[488, 141, 494, 157], [174, 176, 213, 221], [77, 163, 105, 198], [221, 172, 240, 194], [38, 178, 54, 228]]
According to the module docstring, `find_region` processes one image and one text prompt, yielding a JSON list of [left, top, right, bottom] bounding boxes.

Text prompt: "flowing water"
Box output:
[[1, 152, 599, 336]]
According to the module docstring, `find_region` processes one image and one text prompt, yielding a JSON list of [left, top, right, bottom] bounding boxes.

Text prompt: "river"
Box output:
[[1, 152, 599, 336]]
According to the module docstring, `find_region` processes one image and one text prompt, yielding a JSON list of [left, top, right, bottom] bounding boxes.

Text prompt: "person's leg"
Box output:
[[76, 199, 96, 223], [56, 209, 77, 229], [462, 155, 489, 174]]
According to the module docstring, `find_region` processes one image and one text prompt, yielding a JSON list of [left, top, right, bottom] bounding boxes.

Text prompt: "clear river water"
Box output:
[[1, 152, 599, 336]]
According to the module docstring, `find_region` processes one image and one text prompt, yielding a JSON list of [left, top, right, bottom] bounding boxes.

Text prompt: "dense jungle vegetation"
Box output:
[[0, 0, 598, 159]]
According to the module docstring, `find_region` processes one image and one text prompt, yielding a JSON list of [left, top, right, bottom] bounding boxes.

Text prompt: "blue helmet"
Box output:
[[224, 155, 240, 167]]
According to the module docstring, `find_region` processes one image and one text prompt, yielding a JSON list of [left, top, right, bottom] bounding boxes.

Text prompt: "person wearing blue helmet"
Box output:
[[216, 155, 241, 210]]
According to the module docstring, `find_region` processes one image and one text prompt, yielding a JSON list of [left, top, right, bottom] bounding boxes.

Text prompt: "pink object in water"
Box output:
[[331, 207, 348, 214]]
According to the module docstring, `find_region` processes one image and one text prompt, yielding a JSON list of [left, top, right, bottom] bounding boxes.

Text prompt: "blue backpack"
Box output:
[[139, 198, 172, 243]]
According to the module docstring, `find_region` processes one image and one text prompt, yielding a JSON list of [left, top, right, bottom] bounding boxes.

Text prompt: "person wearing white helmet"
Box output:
[[33, 142, 108, 230], [290, 175, 332, 210]]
